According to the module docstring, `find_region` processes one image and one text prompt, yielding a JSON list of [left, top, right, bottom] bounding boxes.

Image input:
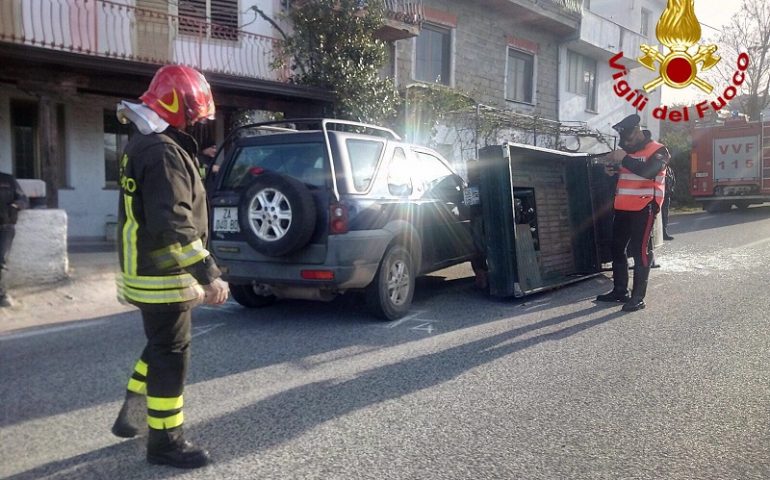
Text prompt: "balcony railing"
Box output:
[[384, 0, 423, 25], [0, 0, 288, 82], [546, 0, 582, 15]]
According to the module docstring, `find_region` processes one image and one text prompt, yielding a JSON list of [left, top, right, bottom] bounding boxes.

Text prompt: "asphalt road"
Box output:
[[3, 207, 770, 479]]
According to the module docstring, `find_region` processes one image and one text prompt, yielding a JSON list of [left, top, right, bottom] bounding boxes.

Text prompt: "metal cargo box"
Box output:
[[473, 143, 616, 298]]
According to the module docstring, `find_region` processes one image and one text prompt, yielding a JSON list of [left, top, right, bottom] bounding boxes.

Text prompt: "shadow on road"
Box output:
[[6, 303, 626, 479]]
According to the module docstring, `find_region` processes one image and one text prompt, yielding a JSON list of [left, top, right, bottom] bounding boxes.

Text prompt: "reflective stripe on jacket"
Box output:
[[614, 140, 667, 212]]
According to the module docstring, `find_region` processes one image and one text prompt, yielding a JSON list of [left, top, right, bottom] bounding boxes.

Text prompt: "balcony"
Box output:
[[0, 0, 288, 83], [571, 9, 646, 66], [484, 0, 581, 35], [376, 1, 423, 42]]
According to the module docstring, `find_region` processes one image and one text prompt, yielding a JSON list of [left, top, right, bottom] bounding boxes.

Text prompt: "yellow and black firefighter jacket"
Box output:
[[117, 126, 220, 310]]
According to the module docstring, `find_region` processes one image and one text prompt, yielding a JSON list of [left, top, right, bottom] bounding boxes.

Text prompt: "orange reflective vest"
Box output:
[[614, 140, 667, 212]]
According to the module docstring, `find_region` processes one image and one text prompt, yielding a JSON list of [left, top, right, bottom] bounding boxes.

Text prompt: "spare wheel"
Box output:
[[238, 173, 317, 257]]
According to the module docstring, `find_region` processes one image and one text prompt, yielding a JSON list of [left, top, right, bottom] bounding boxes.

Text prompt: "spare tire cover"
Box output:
[[238, 172, 317, 257]]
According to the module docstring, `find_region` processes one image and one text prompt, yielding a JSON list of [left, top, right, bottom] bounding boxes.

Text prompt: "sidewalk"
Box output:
[[0, 241, 135, 334]]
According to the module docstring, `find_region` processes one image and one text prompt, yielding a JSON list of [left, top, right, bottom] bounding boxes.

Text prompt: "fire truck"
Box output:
[[690, 118, 770, 213]]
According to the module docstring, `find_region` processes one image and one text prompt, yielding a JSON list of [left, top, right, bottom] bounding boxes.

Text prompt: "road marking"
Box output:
[[384, 310, 426, 329], [0, 319, 110, 341], [192, 323, 226, 338], [410, 322, 435, 334]]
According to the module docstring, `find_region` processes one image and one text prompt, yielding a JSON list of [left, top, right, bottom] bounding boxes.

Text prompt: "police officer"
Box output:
[[0, 171, 28, 307], [110, 65, 229, 469], [596, 114, 670, 312]]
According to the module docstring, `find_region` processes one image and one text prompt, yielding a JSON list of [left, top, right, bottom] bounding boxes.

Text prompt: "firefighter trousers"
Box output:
[[125, 308, 192, 431], [610, 203, 657, 299]]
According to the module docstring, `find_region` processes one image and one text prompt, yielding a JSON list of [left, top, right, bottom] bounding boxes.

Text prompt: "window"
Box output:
[[641, 9, 651, 37], [104, 110, 131, 186], [414, 151, 453, 194], [415, 24, 451, 85], [387, 148, 412, 196], [566, 50, 597, 112], [223, 142, 327, 189], [179, 0, 238, 40], [347, 139, 384, 191], [506, 48, 534, 104], [11, 100, 39, 179]]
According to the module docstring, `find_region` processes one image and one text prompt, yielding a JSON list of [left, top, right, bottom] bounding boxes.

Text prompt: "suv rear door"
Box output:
[[211, 134, 331, 263]]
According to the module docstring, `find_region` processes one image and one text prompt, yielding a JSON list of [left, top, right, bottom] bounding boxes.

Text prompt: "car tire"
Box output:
[[230, 284, 277, 308], [239, 173, 316, 257], [366, 245, 415, 321], [735, 200, 750, 210]]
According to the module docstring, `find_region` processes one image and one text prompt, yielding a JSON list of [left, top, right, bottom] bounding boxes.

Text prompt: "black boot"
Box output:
[[622, 269, 649, 312], [147, 427, 210, 469], [111, 391, 147, 438], [596, 289, 630, 303]]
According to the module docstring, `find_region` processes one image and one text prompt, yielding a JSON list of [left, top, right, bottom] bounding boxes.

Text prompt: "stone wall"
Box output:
[[6, 209, 68, 288], [395, 0, 562, 119]]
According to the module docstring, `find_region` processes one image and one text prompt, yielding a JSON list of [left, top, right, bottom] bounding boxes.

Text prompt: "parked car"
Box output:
[[207, 119, 479, 320]]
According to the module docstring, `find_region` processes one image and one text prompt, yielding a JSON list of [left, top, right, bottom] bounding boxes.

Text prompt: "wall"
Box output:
[[394, 0, 562, 119], [6, 209, 69, 287], [558, 0, 665, 152], [59, 98, 120, 239], [1, 86, 119, 239]]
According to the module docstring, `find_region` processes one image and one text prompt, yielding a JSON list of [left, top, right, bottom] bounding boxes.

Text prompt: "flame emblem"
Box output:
[[638, 0, 720, 93]]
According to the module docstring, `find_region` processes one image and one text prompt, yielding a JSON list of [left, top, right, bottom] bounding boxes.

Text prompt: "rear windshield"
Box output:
[[223, 142, 327, 188]]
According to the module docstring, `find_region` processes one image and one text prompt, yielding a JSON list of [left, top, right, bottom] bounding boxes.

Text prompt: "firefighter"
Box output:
[[110, 65, 229, 469], [596, 114, 670, 312]]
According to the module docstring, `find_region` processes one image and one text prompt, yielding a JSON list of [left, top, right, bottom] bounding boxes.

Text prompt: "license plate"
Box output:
[[213, 207, 240, 232]]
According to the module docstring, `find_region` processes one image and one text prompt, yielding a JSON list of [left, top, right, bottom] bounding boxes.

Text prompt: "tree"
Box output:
[[712, 0, 770, 121], [660, 119, 694, 206], [259, 0, 399, 125]]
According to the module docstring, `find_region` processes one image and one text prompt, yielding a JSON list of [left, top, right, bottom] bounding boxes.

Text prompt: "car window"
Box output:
[[347, 139, 385, 191], [223, 142, 327, 188], [387, 147, 412, 196], [414, 151, 454, 194]]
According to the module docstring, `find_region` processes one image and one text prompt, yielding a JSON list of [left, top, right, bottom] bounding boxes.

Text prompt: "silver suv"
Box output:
[[207, 119, 479, 320]]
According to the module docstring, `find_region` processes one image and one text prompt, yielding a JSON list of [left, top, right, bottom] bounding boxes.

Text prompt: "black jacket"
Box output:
[[0, 172, 28, 225], [117, 126, 220, 310]]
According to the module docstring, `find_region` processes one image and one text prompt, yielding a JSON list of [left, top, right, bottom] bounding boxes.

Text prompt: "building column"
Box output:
[[38, 95, 60, 208]]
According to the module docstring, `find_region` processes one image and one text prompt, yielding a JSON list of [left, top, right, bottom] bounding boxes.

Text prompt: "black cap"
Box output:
[[612, 114, 641, 135]]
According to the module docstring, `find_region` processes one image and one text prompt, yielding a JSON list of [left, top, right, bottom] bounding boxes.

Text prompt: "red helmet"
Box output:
[[140, 65, 215, 129]]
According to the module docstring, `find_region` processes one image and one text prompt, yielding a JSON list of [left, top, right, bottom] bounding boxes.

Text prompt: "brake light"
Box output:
[[301, 270, 335, 280], [329, 203, 349, 234], [249, 167, 265, 176]]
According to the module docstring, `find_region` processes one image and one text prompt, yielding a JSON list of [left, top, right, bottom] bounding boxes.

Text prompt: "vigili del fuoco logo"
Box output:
[[609, 0, 750, 123]]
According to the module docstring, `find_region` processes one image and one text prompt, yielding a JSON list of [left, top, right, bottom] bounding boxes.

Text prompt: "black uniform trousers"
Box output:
[[129, 308, 192, 430], [0, 225, 16, 297], [611, 203, 657, 299]]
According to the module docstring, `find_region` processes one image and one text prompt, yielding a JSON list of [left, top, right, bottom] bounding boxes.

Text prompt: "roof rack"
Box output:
[[229, 118, 400, 139]]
